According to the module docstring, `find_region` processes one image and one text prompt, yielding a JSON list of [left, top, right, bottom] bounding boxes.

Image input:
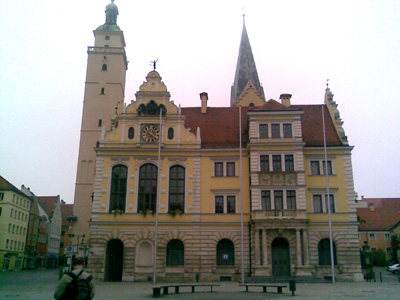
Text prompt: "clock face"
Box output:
[[142, 125, 160, 142]]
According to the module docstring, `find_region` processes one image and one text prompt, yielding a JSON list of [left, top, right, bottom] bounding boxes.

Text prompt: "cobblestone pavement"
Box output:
[[0, 268, 398, 299]]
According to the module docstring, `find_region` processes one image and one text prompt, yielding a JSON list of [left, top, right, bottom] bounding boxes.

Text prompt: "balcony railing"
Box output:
[[252, 209, 307, 220]]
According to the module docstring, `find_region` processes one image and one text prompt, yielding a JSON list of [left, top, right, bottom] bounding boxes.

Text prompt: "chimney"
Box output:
[[200, 92, 208, 114], [280, 93, 292, 107], [368, 203, 375, 212]]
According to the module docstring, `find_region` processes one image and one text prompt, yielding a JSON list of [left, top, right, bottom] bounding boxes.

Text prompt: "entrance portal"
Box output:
[[105, 239, 124, 281], [271, 237, 290, 277]]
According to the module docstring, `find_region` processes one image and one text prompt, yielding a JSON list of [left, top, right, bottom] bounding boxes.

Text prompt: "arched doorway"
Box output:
[[271, 237, 290, 277], [105, 239, 124, 281]]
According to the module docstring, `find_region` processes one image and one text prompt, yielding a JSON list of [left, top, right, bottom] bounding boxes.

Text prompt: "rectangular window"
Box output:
[[0, 207, 1, 216], [10, 208, 13, 217], [271, 124, 280, 138], [322, 161, 333, 175], [215, 162, 223, 177], [215, 196, 224, 213], [226, 162, 235, 177], [272, 155, 282, 172], [285, 155, 294, 172], [310, 161, 320, 175], [313, 195, 323, 213], [259, 124, 268, 138], [287, 190, 296, 209], [0, 192, 4, 200], [227, 196, 236, 213], [261, 191, 271, 210], [371, 247, 377, 252], [260, 155, 269, 172], [274, 191, 283, 210], [60, 242, 64, 249], [369, 233, 376, 240], [283, 124, 292, 138], [325, 194, 335, 213], [385, 233, 391, 240]]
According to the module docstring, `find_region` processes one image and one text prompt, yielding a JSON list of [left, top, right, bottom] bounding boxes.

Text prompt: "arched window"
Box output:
[[138, 164, 158, 212], [101, 87, 105, 94], [102, 64, 107, 71], [168, 128, 174, 140], [217, 239, 234, 265], [109, 165, 127, 212], [166, 239, 184, 266], [318, 239, 337, 265], [98, 119, 102, 127], [169, 166, 185, 212], [128, 127, 134, 139]]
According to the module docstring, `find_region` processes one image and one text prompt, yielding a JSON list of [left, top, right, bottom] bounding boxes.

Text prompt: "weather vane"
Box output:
[[150, 59, 158, 70], [326, 79, 329, 89]]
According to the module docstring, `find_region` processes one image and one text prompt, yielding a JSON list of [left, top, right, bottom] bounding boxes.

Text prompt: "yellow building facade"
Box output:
[[74, 2, 363, 282]]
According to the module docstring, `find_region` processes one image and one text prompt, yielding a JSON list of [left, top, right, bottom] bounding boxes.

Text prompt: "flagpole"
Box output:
[[322, 105, 335, 284], [239, 106, 245, 284], [153, 108, 162, 285]]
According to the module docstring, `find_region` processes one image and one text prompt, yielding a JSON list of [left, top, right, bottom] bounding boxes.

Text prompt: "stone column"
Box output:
[[262, 229, 267, 266], [296, 229, 302, 266], [255, 228, 260, 265], [303, 229, 310, 265]]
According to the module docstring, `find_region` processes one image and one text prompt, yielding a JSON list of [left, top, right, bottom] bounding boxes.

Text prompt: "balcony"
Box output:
[[258, 172, 298, 186], [252, 209, 307, 220]]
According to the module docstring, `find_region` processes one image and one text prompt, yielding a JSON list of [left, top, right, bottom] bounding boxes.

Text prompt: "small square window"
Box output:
[[259, 124, 268, 138], [215, 196, 224, 213], [105, 35, 110, 40], [310, 161, 320, 175], [226, 162, 235, 177], [283, 124, 292, 138], [260, 155, 269, 172], [215, 162, 223, 177], [271, 124, 280, 138]]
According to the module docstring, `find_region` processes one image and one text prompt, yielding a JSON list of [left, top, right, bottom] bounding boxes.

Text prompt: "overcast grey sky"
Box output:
[[1, 0, 399, 203]]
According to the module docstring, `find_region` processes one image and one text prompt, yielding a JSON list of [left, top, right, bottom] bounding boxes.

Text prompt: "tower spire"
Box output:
[[231, 19, 265, 106]]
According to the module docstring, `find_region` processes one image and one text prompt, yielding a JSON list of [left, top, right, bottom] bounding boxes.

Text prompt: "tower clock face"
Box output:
[[142, 125, 160, 142]]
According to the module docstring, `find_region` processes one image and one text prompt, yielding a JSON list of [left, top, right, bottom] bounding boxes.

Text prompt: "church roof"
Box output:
[[182, 104, 344, 149], [231, 23, 265, 106]]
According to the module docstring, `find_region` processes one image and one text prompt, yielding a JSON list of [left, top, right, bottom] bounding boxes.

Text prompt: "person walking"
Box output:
[[54, 256, 95, 300]]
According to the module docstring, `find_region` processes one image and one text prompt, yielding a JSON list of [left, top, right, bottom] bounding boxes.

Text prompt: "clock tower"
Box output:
[[72, 1, 127, 240]]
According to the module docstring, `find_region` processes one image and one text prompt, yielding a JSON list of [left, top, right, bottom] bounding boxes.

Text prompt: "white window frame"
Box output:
[[213, 161, 237, 177], [259, 153, 296, 172], [311, 191, 337, 213], [258, 121, 294, 139], [309, 158, 335, 175], [369, 233, 376, 240], [385, 233, 391, 240], [214, 195, 237, 214], [260, 189, 297, 210]]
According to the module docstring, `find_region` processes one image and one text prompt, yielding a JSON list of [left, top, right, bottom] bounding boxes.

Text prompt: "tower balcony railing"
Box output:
[[252, 209, 307, 220]]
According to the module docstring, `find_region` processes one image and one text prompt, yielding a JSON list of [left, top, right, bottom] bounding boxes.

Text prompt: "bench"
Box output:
[[152, 283, 220, 297], [239, 284, 287, 294]]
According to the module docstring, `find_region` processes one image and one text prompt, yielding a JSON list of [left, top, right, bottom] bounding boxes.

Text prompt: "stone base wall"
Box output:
[[87, 226, 250, 282], [308, 226, 363, 282]]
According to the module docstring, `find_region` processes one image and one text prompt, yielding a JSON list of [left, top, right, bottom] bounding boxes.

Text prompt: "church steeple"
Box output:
[[231, 18, 265, 106]]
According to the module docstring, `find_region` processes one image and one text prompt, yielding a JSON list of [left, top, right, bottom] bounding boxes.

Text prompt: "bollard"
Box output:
[[380, 272, 382, 283], [289, 280, 296, 296]]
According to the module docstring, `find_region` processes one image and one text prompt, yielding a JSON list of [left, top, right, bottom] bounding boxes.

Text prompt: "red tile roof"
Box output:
[[181, 103, 344, 148], [37, 196, 60, 218], [357, 207, 400, 231], [361, 198, 400, 209], [249, 99, 299, 111], [293, 105, 343, 147], [181, 107, 249, 148]]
